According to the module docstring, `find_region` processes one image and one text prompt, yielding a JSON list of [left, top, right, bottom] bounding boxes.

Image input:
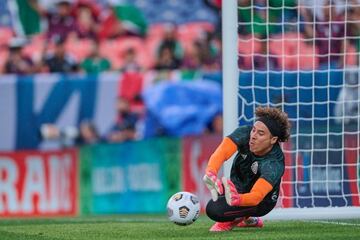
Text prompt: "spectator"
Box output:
[[203, 0, 222, 38], [253, 39, 278, 70], [43, 36, 79, 73], [193, 31, 221, 71], [75, 120, 102, 146], [238, 38, 278, 70], [120, 47, 142, 72], [96, 5, 124, 40], [300, 0, 345, 68], [40, 120, 101, 148], [204, 112, 223, 135], [346, 2, 360, 65], [4, 38, 35, 75], [74, 0, 101, 39], [156, 23, 184, 61], [39, 123, 78, 149], [106, 97, 139, 143], [182, 46, 202, 70], [81, 40, 111, 73], [29, 0, 79, 41], [154, 46, 181, 70], [272, 0, 297, 33], [334, 67, 359, 126], [238, 0, 278, 38]]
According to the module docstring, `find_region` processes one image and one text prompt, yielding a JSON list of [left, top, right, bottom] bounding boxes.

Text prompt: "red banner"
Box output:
[[0, 149, 78, 217], [344, 134, 360, 206], [182, 135, 222, 211], [279, 141, 293, 208]]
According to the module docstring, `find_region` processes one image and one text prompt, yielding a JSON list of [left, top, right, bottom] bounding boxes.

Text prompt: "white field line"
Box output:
[[303, 220, 360, 227], [63, 218, 168, 223]]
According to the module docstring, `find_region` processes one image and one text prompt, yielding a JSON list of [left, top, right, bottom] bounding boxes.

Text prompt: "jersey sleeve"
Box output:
[[227, 125, 251, 154], [259, 159, 285, 187]]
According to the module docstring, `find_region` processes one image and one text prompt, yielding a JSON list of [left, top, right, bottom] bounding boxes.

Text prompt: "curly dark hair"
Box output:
[[255, 106, 291, 142]]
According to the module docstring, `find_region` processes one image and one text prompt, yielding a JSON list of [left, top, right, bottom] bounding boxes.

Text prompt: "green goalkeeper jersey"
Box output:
[[228, 125, 285, 204]]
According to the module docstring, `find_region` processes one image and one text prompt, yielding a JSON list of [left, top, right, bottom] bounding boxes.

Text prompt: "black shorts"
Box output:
[[206, 195, 277, 222]]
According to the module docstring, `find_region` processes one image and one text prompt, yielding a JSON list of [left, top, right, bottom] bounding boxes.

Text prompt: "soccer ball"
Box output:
[[167, 191, 200, 226]]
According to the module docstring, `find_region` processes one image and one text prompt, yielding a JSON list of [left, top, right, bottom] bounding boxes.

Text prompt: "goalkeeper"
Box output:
[[203, 106, 291, 232]]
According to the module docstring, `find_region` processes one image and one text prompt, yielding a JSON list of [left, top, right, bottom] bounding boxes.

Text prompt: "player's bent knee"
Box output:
[[206, 200, 223, 221]]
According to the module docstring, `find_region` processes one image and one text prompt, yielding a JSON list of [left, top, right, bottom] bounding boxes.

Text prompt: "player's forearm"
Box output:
[[206, 137, 237, 174], [238, 178, 273, 206]]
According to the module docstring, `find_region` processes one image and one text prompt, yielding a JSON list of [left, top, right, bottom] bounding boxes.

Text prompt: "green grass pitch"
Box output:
[[1, 214, 359, 240]]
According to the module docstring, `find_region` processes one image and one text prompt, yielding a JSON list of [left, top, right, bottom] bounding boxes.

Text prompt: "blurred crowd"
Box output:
[[237, 0, 360, 70], [1, 0, 222, 75], [3, 0, 360, 73]]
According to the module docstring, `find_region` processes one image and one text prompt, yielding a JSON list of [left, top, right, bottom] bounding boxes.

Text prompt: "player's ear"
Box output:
[[270, 136, 278, 144]]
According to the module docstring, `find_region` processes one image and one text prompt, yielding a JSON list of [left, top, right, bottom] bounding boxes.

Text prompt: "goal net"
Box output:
[[233, 0, 360, 219]]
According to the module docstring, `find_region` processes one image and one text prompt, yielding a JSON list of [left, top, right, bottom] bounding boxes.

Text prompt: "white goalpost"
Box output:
[[223, 0, 360, 219], [222, 0, 239, 177]]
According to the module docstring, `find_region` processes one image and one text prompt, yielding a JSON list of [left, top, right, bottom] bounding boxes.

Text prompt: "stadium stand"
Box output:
[[268, 33, 319, 70]]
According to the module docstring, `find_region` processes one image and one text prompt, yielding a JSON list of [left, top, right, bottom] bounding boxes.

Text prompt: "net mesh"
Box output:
[[237, 0, 360, 208]]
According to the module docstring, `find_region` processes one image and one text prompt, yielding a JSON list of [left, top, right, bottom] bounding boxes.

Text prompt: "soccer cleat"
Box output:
[[209, 218, 244, 232], [237, 217, 264, 228], [209, 221, 236, 232]]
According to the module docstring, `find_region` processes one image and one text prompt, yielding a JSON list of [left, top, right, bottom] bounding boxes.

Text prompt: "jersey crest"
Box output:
[[271, 191, 278, 202], [251, 161, 258, 174]]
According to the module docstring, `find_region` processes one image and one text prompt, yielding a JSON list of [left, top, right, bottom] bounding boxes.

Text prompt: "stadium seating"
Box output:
[[238, 35, 263, 70], [0, 27, 13, 47], [344, 43, 357, 67], [0, 48, 9, 73], [178, 22, 215, 54], [269, 33, 319, 70], [22, 34, 46, 62], [147, 24, 168, 39], [2, 0, 352, 73], [65, 38, 94, 63], [99, 36, 151, 70]]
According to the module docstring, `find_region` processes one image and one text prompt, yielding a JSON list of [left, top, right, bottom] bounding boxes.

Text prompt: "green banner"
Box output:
[[79, 137, 180, 215], [79, 145, 93, 215]]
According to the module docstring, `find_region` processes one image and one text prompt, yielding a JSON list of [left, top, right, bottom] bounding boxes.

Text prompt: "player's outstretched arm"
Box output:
[[203, 137, 237, 201]]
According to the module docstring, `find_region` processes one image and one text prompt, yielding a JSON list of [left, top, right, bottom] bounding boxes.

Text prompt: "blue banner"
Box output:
[[238, 70, 344, 128], [294, 133, 359, 207], [0, 73, 120, 150]]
